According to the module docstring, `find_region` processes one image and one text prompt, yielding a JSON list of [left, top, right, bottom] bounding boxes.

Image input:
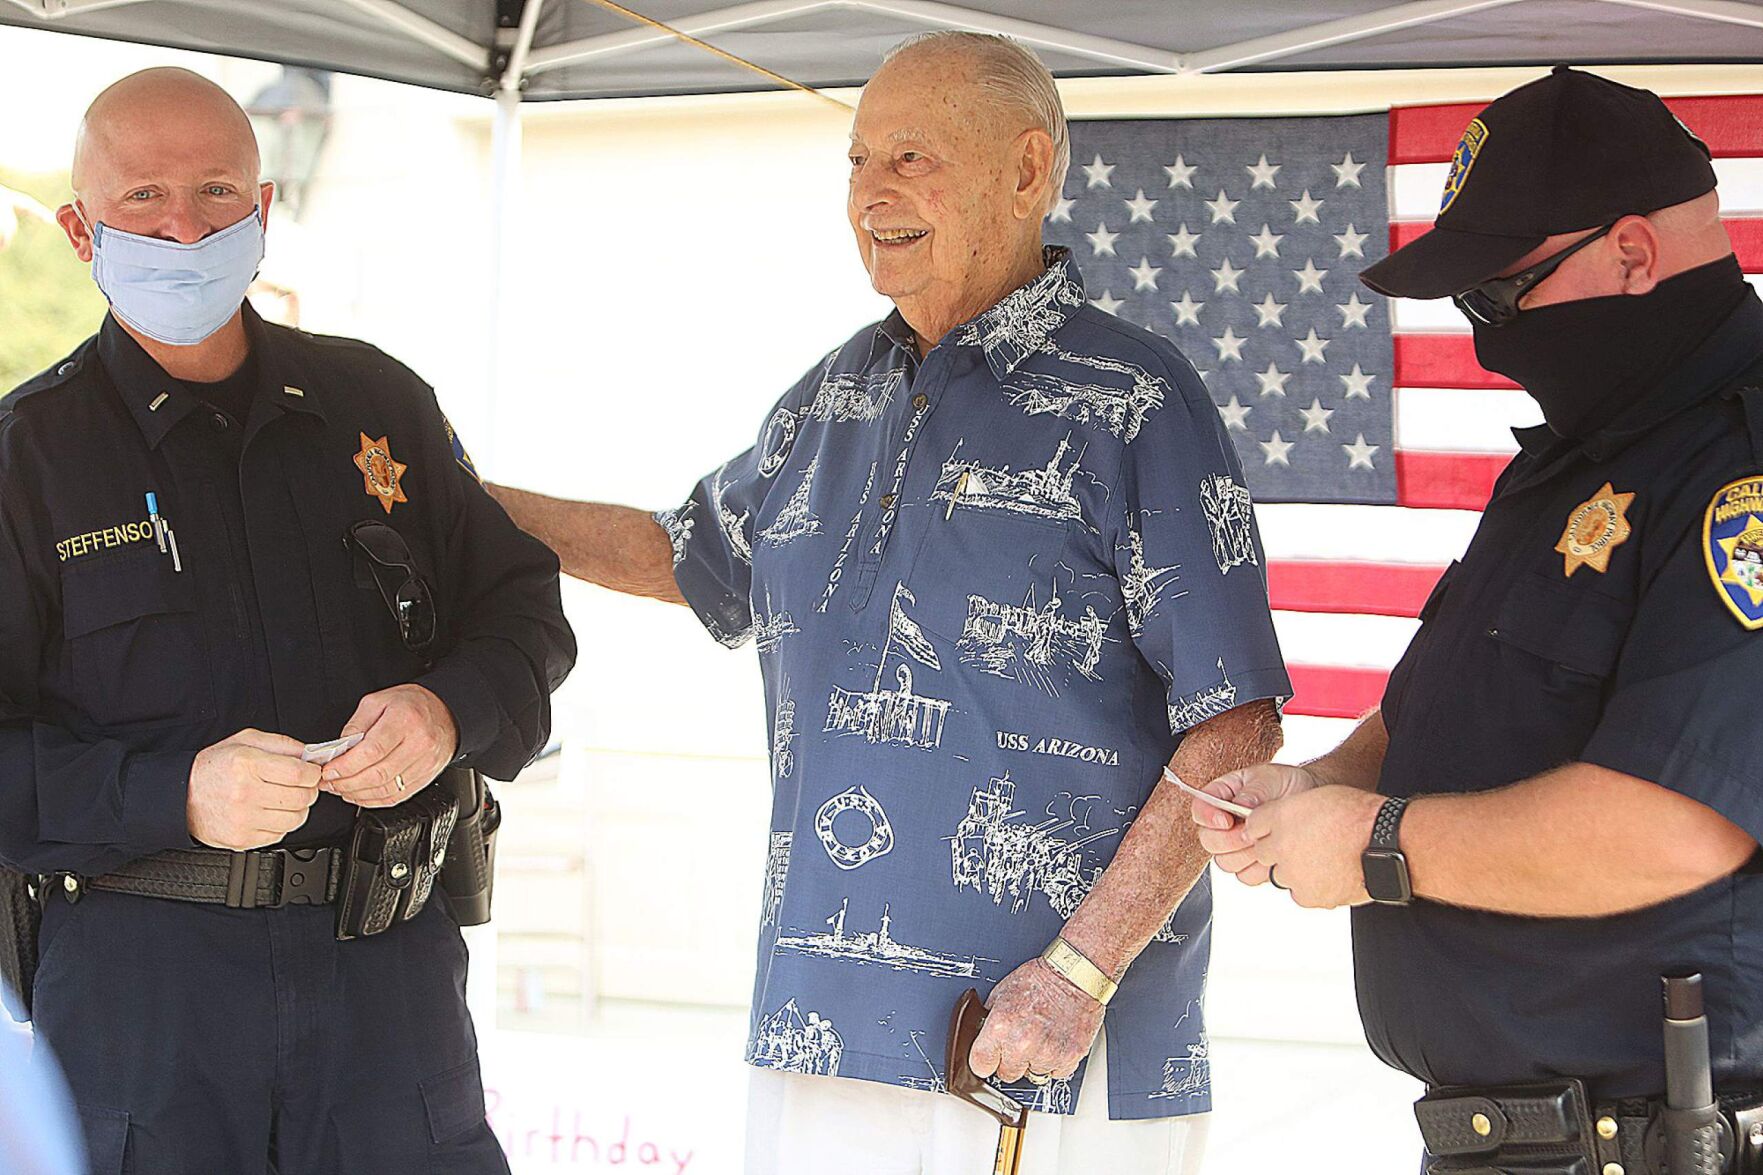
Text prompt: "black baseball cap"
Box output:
[[1361, 66, 1716, 300]]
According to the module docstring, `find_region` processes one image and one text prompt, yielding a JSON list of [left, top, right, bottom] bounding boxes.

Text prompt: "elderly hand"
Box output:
[[321, 684, 459, 808], [968, 957, 1104, 1084]]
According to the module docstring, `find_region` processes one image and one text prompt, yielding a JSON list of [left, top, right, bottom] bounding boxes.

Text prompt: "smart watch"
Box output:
[[1361, 796, 1413, 905]]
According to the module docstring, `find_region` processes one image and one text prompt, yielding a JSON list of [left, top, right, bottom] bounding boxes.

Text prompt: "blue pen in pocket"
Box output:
[[145, 492, 167, 553]]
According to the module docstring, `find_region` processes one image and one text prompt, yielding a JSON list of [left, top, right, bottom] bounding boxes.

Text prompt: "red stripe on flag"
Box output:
[[1393, 218, 1763, 270], [1269, 560, 1446, 618], [1391, 94, 1763, 163], [1285, 664, 1389, 719], [1396, 449, 1509, 511], [1393, 334, 1517, 390]]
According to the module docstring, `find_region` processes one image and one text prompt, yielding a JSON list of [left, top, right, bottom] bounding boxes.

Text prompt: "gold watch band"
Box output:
[[1040, 937, 1119, 1006]]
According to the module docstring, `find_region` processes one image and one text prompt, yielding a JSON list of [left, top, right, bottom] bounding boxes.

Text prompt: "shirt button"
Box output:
[[880, 494, 897, 509], [911, 393, 929, 412], [211, 412, 230, 430]]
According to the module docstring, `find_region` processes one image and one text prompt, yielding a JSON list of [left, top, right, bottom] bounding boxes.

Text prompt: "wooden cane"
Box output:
[[946, 989, 1030, 1175]]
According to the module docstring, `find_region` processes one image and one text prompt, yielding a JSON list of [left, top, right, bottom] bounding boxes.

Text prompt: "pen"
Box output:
[[166, 525, 182, 573], [145, 492, 167, 553]]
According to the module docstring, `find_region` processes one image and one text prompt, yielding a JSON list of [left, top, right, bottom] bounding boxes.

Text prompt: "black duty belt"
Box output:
[[73, 845, 342, 909], [1418, 1080, 1763, 1175]]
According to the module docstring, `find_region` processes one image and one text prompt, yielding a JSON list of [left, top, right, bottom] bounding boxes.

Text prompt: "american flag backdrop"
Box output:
[[1046, 97, 1763, 730]]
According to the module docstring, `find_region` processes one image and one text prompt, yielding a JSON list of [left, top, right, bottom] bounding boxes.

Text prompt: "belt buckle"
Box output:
[[276, 847, 331, 906]]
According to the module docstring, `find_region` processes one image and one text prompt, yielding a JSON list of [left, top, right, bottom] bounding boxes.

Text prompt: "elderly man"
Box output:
[[492, 31, 1285, 1172], [0, 68, 574, 1173], [1197, 68, 1763, 1174]]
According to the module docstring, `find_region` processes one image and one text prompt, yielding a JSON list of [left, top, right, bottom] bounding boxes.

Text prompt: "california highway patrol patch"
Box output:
[[1704, 476, 1763, 629], [1555, 482, 1634, 576], [1439, 118, 1488, 214]]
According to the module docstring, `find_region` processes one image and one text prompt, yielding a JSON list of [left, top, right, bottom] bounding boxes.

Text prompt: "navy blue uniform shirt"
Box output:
[[1358, 292, 1763, 1099], [664, 248, 1289, 1118], [0, 307, 576, 877]]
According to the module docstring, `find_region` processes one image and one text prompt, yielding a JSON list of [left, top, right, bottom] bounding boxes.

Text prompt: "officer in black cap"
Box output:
[[0, 68, 574, 1172], [1193, 67, 1763, 1172]]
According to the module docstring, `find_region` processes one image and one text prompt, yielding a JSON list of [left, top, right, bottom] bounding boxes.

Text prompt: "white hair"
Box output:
[[883, 30, 1070, 210]]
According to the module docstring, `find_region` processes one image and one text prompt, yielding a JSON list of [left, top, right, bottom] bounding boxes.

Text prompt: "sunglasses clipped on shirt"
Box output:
[[1451, 222, 1617, 326], [343, 519, 437, 656]]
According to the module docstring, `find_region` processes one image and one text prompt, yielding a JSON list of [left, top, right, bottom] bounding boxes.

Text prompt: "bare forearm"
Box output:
[[1305, 708, 1388, 792], [1062, 699, 1282, 976], [1404, 763, 1756, 917], [485, 485, 685, 605]]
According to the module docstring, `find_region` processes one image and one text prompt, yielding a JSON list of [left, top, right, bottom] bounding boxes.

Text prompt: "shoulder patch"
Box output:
[[1704, 475, 1763, 629], [444, 416, 481, 483]]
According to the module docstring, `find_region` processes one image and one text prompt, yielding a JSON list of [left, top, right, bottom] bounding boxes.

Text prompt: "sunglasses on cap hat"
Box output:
[[1451, 223, 1615, 326]]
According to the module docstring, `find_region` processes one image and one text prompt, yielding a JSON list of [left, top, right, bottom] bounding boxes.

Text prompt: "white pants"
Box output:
[[743, 1032, 1208, 1175]]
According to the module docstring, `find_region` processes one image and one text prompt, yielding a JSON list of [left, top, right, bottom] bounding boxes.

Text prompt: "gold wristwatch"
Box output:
[[1040, 937, 1119, 1006]]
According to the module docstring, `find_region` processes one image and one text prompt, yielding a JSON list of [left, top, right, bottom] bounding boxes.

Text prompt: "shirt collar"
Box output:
[[98, 302, 326, 448], [1513, 291, 1763, 463], [950, 245, 1087, 378]]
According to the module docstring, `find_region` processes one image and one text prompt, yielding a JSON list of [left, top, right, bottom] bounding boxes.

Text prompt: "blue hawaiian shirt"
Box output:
[[661, 247, 1289, 1120]]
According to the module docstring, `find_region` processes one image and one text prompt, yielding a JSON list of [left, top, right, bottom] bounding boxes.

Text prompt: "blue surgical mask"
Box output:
[[84, 207, 265, 346]]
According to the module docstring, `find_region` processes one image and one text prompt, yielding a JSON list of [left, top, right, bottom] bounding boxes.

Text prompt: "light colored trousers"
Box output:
[[744, 1032, 1208, 1175]]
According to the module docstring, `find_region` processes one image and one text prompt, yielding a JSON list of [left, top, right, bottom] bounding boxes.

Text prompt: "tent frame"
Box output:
[[13, 0, 1763, 97]]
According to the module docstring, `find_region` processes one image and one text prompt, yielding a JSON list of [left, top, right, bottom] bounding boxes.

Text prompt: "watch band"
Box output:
[[1040, 938, 1119, 1006], [1371, 795, 1410, 850]]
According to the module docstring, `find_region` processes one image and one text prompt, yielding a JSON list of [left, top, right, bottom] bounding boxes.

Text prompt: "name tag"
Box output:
[[56, 518, 156, 563]]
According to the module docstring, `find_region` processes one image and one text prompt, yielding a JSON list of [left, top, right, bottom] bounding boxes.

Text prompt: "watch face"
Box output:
[[1362, 850, 1413, 905]]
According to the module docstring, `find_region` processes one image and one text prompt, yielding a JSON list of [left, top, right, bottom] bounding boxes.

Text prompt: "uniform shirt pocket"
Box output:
[[1489, 570, 1633, 679], [59, 552, 214, 729]]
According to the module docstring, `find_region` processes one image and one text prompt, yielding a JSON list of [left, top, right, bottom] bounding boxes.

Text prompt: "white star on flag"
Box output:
[[1293, 258, 1329, 295], [1083, 154, 1116, 188], [1337, 293, 1373, 329], [1086, 221, 1120, 256], [1090, 290, 1125, 315], [1296, 328, 1331, 364], [1299, 398, 1336, 434], [1343, 433, 1380, 470], [1289, 190, 1324, 224], [1339, 364, 1375, 399], [1246, 154, 1281, 189], [1217, 395, 1252, 430], [1128, 258, 1163, 291], [1211, 326, 1247, 362], [1249, 224, 1285, 259], [1252, 293, 1287, 328], [1048, 195, 1075, 223], [1167, 224, 1201, 258], [1211, 258, 1244, 293], [1259, 430, 1295, 466], [1334, 224, 1368, 258], [1171, 292, 1205, 326], [1255, 362, 1292, 397], [1163, 154, 1197, 188], [1125, 189, 1159, 223], [1205, 190, 1240, 224], [1331, 152, 1366, 188]]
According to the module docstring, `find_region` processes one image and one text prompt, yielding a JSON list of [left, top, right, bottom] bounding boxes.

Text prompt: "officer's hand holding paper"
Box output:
[[186, 729, 324, 851], [319, 683, 459, 809]]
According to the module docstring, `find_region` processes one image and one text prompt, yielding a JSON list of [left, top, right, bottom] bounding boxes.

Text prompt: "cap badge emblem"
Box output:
[[1440, 117, 1488, 215], [1704, 476, 1763, 629], [353, 432, 409, 515], [1555, 482, 1634, 577]]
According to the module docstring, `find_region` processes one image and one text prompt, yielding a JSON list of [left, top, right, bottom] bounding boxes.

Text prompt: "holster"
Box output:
[[334, 785, 457, 941], [0, 866, 40, 1021], [436, 765, 499, 926]]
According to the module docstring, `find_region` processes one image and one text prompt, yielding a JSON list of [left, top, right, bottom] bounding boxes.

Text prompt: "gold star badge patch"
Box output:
[[353, 432, 408, 515], [1554, 482, 1635, 577]]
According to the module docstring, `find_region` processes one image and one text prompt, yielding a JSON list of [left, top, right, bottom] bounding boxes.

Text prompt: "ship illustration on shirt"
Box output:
[[774, 897, 983, 978], [933, 435, 1087, 524]]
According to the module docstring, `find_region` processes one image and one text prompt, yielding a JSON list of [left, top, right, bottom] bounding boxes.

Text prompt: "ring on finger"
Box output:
[[394, 774, 406, 793], [1269, 865, 1288, 891], [1025, 1071, 1051, 1086]]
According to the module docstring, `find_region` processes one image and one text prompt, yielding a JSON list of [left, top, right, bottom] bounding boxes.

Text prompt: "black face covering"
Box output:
[[1470, 254, 1749, 439]]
